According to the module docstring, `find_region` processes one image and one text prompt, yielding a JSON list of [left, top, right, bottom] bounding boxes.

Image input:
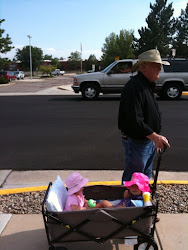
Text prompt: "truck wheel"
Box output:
[[163, 83, 182, 100], [82, 83, 99, 100]]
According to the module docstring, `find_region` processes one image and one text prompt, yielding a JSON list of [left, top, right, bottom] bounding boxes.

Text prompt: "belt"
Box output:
[[121, 133, 128, 141], [121, 133, 148, 142]]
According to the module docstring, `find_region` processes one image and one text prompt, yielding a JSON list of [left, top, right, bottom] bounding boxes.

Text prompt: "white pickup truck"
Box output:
[[72, 59, 188, 100], [51, 69, 65, 76]]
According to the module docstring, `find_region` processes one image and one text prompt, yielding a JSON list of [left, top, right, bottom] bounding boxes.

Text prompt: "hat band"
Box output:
[[68, 178, 83, 189]]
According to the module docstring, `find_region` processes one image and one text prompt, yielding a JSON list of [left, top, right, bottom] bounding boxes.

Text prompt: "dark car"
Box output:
[[0, 71, 16, 81]]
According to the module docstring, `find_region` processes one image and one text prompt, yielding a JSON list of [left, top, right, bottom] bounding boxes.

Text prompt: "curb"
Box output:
[[0, 180, 187, 195]]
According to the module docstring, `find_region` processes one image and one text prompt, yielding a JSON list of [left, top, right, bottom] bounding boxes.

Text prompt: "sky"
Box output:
[[0, 0, 187, 61]]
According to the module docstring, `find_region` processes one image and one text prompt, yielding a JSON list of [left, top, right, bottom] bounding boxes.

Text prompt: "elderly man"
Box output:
[[118, 49, 170, 182]]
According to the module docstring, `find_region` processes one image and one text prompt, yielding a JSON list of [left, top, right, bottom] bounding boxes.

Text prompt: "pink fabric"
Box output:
[[64, 193, 85, 211], [65, 172, 88, 195], [123, 172, 151, 193]]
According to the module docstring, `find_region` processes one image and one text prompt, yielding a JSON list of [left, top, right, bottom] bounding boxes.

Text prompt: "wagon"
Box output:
[[42, 148, 166, 250]]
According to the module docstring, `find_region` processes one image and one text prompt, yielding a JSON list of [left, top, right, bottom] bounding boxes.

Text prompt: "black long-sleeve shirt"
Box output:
[[118, 72, 161, 140]]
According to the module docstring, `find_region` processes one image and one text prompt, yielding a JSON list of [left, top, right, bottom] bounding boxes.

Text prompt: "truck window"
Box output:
[[111, 62, 132, 74], [163, 60, 188, 72]]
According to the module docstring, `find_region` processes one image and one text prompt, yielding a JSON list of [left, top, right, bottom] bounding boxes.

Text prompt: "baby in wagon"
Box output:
[[114, 172, 151, 207], [64, 172, 151, 211], [64, 172, 113, 211]]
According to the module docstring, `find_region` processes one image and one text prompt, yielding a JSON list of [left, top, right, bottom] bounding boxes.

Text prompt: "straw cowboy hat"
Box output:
[[131, 49, 170, 72]]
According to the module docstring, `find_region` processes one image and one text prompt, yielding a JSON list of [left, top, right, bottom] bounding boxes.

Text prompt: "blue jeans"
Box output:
[[121, 137, 156, 183]]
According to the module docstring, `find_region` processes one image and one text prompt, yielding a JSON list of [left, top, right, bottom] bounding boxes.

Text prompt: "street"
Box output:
[[0, 79, 188, 171]]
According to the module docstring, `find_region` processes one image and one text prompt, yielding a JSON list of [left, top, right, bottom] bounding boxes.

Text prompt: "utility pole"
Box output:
[[27, 35, 32, 79], [80, 43, 82, 72]]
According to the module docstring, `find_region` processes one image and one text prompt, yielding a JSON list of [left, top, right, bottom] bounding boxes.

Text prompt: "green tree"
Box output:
[[40, 65, 55, 76], [15, 46, 43, 71], [0, 19, 14, 69], [51, 57, 61, 69], [172, 3, 188, 57], [43, 54, 53, 60], [86, 54, 98, 71], [0, 57, 11, 70], [134, 0, 175, 57], [0, 19, 14, 53], [101, 30, 134, 67], [68, 51, 81, 70]]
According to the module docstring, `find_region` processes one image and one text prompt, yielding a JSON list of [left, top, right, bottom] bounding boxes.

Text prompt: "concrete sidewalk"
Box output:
[[1, 213, 187, 250], [0, 170, 188, 250]]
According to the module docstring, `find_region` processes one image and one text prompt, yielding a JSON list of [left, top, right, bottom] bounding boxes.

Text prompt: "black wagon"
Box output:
[[42, 148, 166, 250]]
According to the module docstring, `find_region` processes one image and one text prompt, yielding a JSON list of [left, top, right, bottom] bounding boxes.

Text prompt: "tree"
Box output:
[[172, 3, 188, 57], [68, 51, 81, 70], [0, 57, 11, 70], [51, 57, 61, 69], [15, 46, 43, 71], [0, 19, 14, 54], [86, 54, 98, 71], [0, 19, 14, 69], [134, 0, 175, 57], [40, 65, 55, 76], [101, 30, 134, 67], [43, 54, 53, 60]]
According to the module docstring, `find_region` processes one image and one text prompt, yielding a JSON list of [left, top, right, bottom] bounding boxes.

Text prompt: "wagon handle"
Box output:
[[151, 144, 168, 196]]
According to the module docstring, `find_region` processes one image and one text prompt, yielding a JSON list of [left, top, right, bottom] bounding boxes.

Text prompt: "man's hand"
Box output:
[[147, 132, 170, 151]]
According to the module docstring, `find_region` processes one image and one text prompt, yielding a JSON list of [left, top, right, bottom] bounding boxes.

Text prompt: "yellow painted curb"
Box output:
[[158, 180, 188, 184], [0, 180, 187, 195], [0, 186, 48, 195]]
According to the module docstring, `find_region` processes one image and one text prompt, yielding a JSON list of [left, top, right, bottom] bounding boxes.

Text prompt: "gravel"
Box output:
[[0, 184, 187, 214]]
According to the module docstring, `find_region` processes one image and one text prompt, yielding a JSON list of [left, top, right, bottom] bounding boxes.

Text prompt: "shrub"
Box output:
[[40, 65, 55, 76], [0, 77, 9, 84]]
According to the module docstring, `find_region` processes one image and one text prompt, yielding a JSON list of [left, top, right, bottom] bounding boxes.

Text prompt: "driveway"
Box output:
[[0, 74, 74, 93]]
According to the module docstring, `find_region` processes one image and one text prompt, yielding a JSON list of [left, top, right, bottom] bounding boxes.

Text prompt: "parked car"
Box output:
[[87, 69, 95, 73], [51, 69, 65, 76], [72, 59, 188, 100], [0, 71, 16, 81], [15, 71, 24, 80]]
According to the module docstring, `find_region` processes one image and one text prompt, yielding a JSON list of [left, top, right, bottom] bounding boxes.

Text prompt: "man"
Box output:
[[118, 49, 170, 182]]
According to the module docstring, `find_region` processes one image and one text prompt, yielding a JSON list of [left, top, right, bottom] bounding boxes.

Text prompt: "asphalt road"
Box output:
[[0, 90, 187, 172]]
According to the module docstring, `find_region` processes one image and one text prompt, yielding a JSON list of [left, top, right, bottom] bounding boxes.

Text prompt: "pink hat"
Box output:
[[65, 172, 88, 195], [123, 172, 151, 193]]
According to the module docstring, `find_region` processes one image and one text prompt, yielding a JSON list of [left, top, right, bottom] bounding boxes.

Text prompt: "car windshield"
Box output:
[[101, 61, 117, 73]]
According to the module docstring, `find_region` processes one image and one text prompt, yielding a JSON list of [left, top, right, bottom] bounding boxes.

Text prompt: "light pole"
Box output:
[[80, 43, 82, 73], [27, 35, 32, 79]]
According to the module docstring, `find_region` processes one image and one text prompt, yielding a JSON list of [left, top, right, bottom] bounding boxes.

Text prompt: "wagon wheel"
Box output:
[[134, 240, 158, 250]]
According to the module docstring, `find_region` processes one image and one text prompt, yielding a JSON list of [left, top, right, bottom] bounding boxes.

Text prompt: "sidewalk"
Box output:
[[0, 170, 188, 250]]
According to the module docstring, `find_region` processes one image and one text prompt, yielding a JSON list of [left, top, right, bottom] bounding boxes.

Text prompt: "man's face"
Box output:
[[141, 62, 161, 82]]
